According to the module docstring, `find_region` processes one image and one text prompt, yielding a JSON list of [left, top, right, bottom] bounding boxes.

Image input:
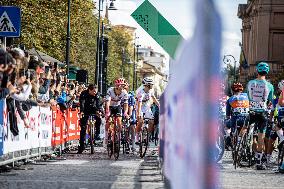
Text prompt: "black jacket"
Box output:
[[79, 90, 103, 115]]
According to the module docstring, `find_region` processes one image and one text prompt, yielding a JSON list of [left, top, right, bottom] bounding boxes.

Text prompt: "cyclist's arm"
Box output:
[[122, 92, 129, 115], [152, 95, 160, 108], [105, 89, 112, 113], [246, 81, 252, 101], [137, 101, 142, 117], [128, 105, 133, 116]]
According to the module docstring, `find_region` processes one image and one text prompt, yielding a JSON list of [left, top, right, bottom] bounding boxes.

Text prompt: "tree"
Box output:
[[1, 0, 98, 82], [1, 0, 135, 84], [107, 25, 134, 87]]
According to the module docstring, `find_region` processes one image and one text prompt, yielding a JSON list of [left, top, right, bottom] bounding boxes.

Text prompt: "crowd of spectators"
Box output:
[[0, 47, 87, 136]]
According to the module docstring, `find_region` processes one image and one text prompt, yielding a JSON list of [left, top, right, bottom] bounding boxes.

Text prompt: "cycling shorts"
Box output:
[[227, 115, 249, 132], [139, 108, 154, 120], [110, 106, 122, 116], [249, 112, 268, 133]]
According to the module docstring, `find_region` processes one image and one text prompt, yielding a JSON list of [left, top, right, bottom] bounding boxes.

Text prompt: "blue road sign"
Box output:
[[0, 6, 21, 37]]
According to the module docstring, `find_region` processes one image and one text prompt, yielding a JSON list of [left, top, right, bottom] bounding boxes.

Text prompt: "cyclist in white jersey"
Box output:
[[105, 78, 129, 141], [247, 62, 274, 170], [135, 77, 160, 143]]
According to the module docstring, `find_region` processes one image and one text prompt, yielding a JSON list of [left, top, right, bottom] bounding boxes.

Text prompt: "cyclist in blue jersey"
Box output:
[[247, 62, 274, 170], [128, 90, 137, 152]]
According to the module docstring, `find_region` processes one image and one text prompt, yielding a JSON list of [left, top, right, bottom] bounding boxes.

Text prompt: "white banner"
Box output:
[[38, 107, 53, 148], [1, 101, 53, 154]]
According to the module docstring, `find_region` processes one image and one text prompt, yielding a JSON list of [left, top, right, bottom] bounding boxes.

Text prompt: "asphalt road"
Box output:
[[220, 151, 284, 189], [0, 145, 164, 189], [1, 146, 283, 189]]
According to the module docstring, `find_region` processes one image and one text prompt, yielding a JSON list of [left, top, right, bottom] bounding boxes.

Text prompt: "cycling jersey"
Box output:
[[136, 86, 154, 119], [136, 87, 154, 109], [106, 87, 128, 107], [128, 92, 136, 107], [128, 92, 136, 124], [226, 93, 249, 116], [247, 79, 274, 112]]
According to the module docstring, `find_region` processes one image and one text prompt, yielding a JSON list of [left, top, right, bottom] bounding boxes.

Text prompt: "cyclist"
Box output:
[[264, 86, 281, 166], [275, 80, 284, 172], [122, 82, 136, 153], [78, 84, 103, 154], [128, 90, 137, 152], [105, 78, 129, 144], [225, 83, 250, 149], [135, 77, 160, 144], [247, 62, 274, 170]]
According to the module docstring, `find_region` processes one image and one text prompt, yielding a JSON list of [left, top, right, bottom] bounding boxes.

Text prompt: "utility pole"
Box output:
[[65, 0, 71, 79]]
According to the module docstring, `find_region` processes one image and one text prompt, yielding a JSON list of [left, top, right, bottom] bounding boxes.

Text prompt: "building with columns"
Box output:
[[238, 0, 284, 84]]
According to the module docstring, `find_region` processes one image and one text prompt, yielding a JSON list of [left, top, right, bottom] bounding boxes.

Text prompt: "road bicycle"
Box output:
[[107, 113, 121, 160], [87, 114, 97, 154], [231, 115, 250, 169], [139, 118, 150, 158], [121, 118, 131, 154], [236, 120, 256, 167]]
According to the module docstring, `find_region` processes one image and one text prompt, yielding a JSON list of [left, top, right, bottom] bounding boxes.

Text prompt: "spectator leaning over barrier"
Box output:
[[78, 84, 103, 154], [57, 82, 67, 111], [0, 49, 18, 99]]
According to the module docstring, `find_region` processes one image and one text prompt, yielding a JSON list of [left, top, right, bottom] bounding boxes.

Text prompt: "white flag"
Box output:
[[163, 0, 222, 188]]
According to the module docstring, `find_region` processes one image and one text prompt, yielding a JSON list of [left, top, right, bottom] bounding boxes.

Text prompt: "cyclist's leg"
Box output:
[[95, 115, 101, 140], [266, 129, 277, 165], [255, 113, 268, 169], [249, 113, 258, 153], [135, 111, 143, 144], [145, 109, 155, 133], [130, 111, 136, 150], [79, 115, 88, 152], [224, 117, 233, 149]]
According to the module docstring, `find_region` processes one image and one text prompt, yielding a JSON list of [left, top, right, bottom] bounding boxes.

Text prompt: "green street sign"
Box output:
[[131, 0, 183, 58]]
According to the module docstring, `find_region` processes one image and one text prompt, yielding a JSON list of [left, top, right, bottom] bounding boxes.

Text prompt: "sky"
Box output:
[[95, 0, 247, 69]]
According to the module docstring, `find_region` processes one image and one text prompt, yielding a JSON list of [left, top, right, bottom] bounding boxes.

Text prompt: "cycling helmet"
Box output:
[[115, 78, 126, 86], [278, 80, 284, 91], [231, 82, 244, 92], [256, 62, 269, 74], [142, 77, 154, 85]]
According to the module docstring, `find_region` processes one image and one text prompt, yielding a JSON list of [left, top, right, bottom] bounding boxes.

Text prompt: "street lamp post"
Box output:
[[223, 54, 237, 82], [96, 0, 102, 87], [96, 0, 116, 93], [66, 0, 71, 79]]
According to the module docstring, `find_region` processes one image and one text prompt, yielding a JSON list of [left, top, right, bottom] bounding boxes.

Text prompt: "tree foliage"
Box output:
[[107, 26, 134, 87], [0, 0, 135, 85]]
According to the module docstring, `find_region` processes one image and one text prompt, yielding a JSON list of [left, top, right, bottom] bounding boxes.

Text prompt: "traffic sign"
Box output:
[[131, 0, 183, 58], [0, 6, 21, 37]]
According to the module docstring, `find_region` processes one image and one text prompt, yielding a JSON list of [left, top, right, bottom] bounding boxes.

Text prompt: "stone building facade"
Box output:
[[238, 0, 284, 84]]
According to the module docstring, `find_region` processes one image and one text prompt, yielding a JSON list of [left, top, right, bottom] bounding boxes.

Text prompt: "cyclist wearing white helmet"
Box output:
[[135, 77, 160, 143], [247, 61, 274, 170]]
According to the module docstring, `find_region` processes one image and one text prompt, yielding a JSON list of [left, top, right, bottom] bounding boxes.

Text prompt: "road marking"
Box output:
[[50, 160, 89, 165]]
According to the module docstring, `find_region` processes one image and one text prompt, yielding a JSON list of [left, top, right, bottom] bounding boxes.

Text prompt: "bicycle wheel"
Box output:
[[107, 128, 113, 158], [215, 131, 225, 162], [237, 132, 249, 167], [154, 126, 159, 146], [113, 126, 120, 160], [278, 142, 284, 169], [90, 123, 95, 154], [232, 131, 238, 169], [121, 128, 126, 154], [139, 126, 149, 158]]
